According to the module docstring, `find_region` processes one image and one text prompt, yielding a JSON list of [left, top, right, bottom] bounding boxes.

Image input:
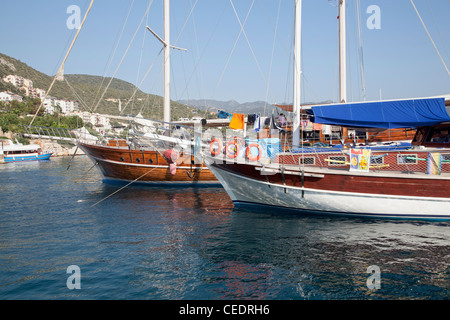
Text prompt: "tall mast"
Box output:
[[339, 0, 347, 103], [338, 0, 348, 142], [292, 0, 302, 148], [164, 0, 171, 123], [146, 0, 186, 124]]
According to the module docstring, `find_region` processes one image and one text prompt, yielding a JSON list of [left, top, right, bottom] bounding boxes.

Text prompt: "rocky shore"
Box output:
[[31, 139, 85, 157]]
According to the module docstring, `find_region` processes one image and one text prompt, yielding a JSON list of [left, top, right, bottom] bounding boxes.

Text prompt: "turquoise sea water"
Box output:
[[0, 156, 448, 300]]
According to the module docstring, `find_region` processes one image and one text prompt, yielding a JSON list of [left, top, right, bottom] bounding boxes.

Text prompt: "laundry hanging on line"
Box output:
[[218, 110, 231, 119], [247, 114, 256, 124], [229, 113, 245, 130], [218, 110, 257, 130], [254, 115, 267, 132]]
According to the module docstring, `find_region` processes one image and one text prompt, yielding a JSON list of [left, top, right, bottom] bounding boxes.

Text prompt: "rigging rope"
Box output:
[[92, 0, 136, 107], [410, 0, 450, 76], [177, 2, 228, 101], [64, 78, 93, 113], [264, 0, 282, 116], [92, 0, 154, 113], [90, 166, 158, 208], [425, 0, 450, 66], [132, 7, 151, 115], [356, 0, 366, 101], [212, 0, 255, 100], [228, 0, 276, 103], [121, 48, 164, 115], [29, 0, 95, 126], [173, 0, 199, 47]]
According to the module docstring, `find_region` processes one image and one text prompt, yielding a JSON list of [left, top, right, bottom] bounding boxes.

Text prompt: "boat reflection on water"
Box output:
[[214, 260, 273, 300], [158, 187, 234, 216], [95, 183, 234, 216], [199, 212, 450, 300], [87, 175, 448, 300]]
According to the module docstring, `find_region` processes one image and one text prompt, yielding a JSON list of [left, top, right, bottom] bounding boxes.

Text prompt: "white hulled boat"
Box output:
[[201, 0, 450, 220], [0, 139, 52, 163]]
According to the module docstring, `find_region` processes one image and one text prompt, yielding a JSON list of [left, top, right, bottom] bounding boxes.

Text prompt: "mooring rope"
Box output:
[[90, 166, 158, 208]]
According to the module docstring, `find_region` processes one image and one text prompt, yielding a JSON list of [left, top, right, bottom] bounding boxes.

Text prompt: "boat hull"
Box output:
[[4, 153, 52, 162], [206, 160, 450, 220], [78, 142, 219, 185]]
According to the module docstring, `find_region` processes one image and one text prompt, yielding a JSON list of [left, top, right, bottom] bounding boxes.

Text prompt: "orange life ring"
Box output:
[[226, 140, 240, 159], [246, 143, 263, 161], [209, 138, 223, 156]]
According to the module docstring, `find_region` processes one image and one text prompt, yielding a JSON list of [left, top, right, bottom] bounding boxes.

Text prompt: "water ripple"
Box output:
[[0, 156, 448, 299]]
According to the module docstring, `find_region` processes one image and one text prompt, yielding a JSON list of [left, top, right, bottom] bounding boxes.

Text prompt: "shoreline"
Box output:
[[1, 130, 85, 157], [31, 139, 85, 157]]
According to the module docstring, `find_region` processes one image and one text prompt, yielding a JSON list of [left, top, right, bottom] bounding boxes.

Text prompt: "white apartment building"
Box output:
[[78, 111, 112, 132], [0, 91, 23, 102], [43, 96, 58, 115], [25, 87, 46, 100], [3, 75, 48, 101], [57, 99, 79, 114], [3, 75, 33, 88], [43, 97, 79, 115]]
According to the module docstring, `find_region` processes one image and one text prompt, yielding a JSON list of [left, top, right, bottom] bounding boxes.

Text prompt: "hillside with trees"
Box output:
[[0, 98, 83, 135], [0, 52, 204, 121]]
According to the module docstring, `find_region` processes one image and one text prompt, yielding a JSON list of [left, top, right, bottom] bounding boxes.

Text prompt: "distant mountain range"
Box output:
[[177, 98, 335, 115], [177, 99, 277, 115]]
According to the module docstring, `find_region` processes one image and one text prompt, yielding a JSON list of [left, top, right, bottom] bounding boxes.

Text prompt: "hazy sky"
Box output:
[[0, 0, 449, 105]]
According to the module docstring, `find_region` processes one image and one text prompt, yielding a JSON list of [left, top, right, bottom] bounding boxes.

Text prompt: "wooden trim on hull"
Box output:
[[211, 162, 450, 198], [79, 142, 217, 183], [95, 157, 217, 182]]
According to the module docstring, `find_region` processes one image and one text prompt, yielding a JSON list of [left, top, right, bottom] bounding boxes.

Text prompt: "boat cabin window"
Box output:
[[412, 125, 450, 146], [370, 157, 384, 165], [428, 128, 450, 143], [355, 131, 367, 139], [412, 127, 427, 145], [5, 150, 37, 155], [397, 154, 418, 165], [423, 126, 450, 144], [328, 156, 347, 166], [298, 157, 315, 165], [441, 154, 450, 162]]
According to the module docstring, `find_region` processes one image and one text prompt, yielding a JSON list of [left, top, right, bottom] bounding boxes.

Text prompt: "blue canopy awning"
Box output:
[[310, 97, 450, 129]]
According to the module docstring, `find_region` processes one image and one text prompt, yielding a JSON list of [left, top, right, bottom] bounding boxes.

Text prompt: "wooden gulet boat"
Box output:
[[78, 138, 217, 185], [78, 0, 218, 186]]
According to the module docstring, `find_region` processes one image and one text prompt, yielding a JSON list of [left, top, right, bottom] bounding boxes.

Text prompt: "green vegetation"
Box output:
[[83, 123, 100, 137], [0, 99, 84, 134], [17, 136, 30, 145]]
